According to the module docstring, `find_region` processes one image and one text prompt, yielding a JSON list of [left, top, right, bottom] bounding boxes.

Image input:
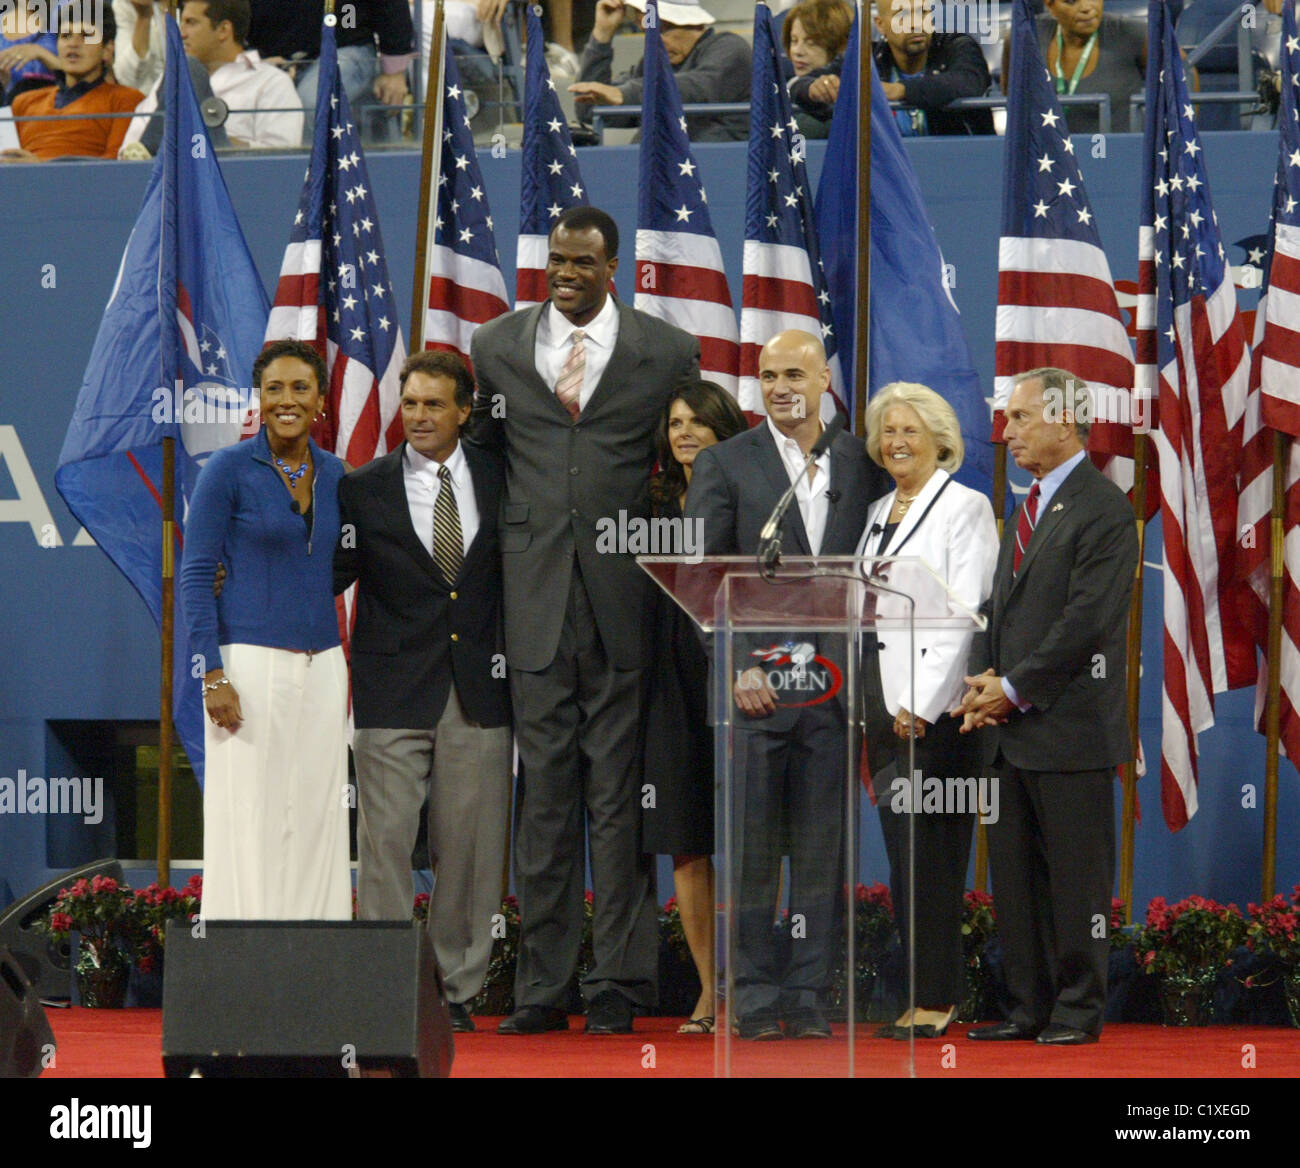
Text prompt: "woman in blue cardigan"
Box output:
[[180, 340, 351, 920]]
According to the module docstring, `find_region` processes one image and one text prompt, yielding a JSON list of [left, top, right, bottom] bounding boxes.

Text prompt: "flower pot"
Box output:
[[1158, 973, 1215, 1027], [76, 950, 130, 1008], [1283, 973, 1300, 1029]]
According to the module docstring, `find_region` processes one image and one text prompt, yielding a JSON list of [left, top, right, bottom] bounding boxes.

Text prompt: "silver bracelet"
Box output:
[[203, 677, 231, 693]]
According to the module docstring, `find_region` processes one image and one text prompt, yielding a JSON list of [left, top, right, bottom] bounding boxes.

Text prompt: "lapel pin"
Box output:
[[1051, 503, 1064, 512]]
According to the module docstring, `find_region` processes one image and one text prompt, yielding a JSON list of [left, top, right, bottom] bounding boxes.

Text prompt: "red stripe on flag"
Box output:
[[994, 340, 1135, 391], [997, 269, 1129, 320], [741, 273, 820, 318], [426, 276, 510, 323], [636, 260, 733, 305]]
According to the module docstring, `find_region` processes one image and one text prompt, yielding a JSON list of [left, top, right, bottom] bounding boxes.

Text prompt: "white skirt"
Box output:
[[201, 644, 352, 920]]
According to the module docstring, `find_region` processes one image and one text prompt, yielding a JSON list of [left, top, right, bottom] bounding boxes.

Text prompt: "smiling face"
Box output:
[[786, 18, 831, 76], [401, 371, 470, 462], [546, 223, 618, 327], [880, 403, 938, 488], [258, 356, 322, 446], [666, 396, 721, 469], [759, 331, 829, 431]]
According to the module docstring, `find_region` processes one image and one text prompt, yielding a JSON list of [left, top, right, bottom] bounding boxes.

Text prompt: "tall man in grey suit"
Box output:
[[687, 330, 889, 1039], [335, 351, 512, 1033], [470, 206, 700, 1035], [956, 367, 1138, 1046]]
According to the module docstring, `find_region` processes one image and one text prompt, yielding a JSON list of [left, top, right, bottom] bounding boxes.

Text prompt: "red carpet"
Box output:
[[40, 1007, 1300, 1078]]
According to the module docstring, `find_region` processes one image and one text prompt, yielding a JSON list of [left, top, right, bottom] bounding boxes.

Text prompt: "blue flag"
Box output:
[[55, 15, 269, 786], [814, 14, 992, 494]]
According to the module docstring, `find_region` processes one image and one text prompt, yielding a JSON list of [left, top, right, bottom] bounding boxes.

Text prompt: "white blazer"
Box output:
[[856, 469, 999, 724]]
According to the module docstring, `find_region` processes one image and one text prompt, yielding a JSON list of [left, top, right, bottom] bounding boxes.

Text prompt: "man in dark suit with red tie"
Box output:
[[956, 366, 1138, 1045], [470, 206, 700, 1035], [335, 350, 511, 1033]]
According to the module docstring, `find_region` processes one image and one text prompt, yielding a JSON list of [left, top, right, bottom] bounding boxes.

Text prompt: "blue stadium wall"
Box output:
[[1, 131, 1296, 910]]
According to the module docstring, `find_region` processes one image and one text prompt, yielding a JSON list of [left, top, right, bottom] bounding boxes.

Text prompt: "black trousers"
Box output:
[[731, 704, 846, 1016], [986, 754, 1115, 1035], [510, 566, 658, 1008], [862, 651, 977, 1010]]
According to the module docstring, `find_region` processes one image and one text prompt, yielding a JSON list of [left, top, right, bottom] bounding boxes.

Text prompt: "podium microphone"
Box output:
[[758, 414, 847, 573]]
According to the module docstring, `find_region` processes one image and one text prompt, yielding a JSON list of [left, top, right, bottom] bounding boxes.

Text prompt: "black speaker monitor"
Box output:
[[0, 945, 57, 1078], [161, 921, 453, 1078]]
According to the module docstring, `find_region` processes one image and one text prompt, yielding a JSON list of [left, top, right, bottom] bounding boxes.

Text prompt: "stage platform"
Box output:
[[38, 1008, 1300, 1079]]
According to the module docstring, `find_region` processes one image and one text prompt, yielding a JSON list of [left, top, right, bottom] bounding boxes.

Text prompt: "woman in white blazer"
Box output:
[[857, 382, 999, 1040]]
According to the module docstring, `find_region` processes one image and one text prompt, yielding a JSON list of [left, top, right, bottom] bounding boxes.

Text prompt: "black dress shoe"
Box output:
[[873, 1024, 899, 1039], [584, 990, 634, 1034], [447, 1002, 475, 1033], [1036, 1023, 1098, 1046], [497, 1005, 569, 1035], [784, 1006, 832, 1039], [737, 1007, 783, 1040], [967, 1021, 1040, 1041]]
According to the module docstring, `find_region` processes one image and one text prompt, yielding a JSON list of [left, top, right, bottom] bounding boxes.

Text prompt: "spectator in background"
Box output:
[[783, 0, 852, 140], [122, 0, 303, 152], [873, 0, 993, 136], [571, 0, 751, 142], [0, 1, 59, 105], [114, 1, 167, 95], [249, 0, 413, 142], [1004, 0, 1147, 135], [4, 8, 143, 161]]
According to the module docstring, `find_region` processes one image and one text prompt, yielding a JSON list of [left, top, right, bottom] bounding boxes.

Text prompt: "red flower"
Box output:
[[138, 955, 156, 974], [413, 893, 430, 910], [663, 896, 678, 913], [49, 912, 73, 933], [89, 875, 119, 895], [584, 890, 594, 905]]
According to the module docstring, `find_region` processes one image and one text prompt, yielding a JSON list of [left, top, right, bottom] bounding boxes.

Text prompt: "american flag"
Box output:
[[419, 36, 510, 356], [516, 2, 589, 309], [740, 1, 841, 419], [1138, 0, 1256, 830], [634, 0, 739, 394], [266, 21, 405, 466], [994, 0, 1134, 474], [1239, 0, 1300, 764]]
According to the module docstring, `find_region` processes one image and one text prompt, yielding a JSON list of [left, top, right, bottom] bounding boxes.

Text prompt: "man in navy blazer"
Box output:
[[335, 350, 511, 1033], [957, 367, 1137, 1045], [687, 329, 890, 1039]]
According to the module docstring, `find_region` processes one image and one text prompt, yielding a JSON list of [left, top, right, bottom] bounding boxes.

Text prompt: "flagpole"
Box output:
[[1262, 431, 1287, 901], [852, 0, 870, 436], [1118, 432, 1147, 922], [410, 0, 447, 351], [157, 0, 180, 889], [975, 441, 1010, 892]]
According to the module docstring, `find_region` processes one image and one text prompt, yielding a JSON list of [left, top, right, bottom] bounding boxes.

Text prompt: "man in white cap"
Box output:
[[570, 0, 751, 141]]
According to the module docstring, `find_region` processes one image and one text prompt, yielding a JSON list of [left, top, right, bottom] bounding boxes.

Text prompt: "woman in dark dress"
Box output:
[[643, 381, 747, 1034]]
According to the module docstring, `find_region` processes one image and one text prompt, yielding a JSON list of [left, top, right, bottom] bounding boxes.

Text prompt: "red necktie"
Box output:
[[1014, 482, 1041, 574]]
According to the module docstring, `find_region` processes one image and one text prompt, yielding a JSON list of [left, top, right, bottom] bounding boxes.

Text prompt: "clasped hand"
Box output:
[[950, 668, 1013, 734]]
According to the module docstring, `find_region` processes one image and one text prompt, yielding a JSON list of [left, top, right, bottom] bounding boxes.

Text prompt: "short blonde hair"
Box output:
[[864, 381, 964, 471]]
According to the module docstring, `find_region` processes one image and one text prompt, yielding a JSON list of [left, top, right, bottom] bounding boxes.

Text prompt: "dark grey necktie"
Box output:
[[432, 465, 463, 584]]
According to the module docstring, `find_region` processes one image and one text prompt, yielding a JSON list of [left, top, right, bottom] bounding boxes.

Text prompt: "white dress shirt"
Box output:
[[122, 49, 305, 150], [533, 296, 620, 412], [766, 416, 831, 555], [404, 439, 479, 560], [114, 0, 167, 94]]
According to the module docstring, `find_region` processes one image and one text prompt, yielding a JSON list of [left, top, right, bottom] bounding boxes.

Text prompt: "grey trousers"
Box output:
[[510, 567, 659, 1009], [353, 682, 512, 1005]]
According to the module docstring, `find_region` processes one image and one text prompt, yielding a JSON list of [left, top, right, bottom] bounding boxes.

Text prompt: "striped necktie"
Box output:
[[432, 464, 463, 584], [555, 329, 585, 419], [1013, 481, 1041, 574]]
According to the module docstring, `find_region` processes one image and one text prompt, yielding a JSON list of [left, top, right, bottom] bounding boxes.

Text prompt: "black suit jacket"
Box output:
[[333, 439, 510, 730], [470, 301, 700, 673], [686, 422, 890, 732], [968, 456, 1138, 772]]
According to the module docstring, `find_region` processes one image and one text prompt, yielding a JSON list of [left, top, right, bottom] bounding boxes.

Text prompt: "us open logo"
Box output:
[[740, 642, 843, 707]]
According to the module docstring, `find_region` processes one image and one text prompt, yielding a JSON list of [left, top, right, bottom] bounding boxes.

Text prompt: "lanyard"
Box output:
[[1053, 26, 1098, 95]]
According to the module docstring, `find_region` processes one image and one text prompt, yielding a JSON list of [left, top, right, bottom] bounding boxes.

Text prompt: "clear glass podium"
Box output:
[[639, 554, 985, 1077]]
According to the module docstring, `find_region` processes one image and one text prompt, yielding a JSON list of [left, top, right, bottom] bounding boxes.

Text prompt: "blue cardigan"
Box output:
[[180, 428, 346, 672]]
